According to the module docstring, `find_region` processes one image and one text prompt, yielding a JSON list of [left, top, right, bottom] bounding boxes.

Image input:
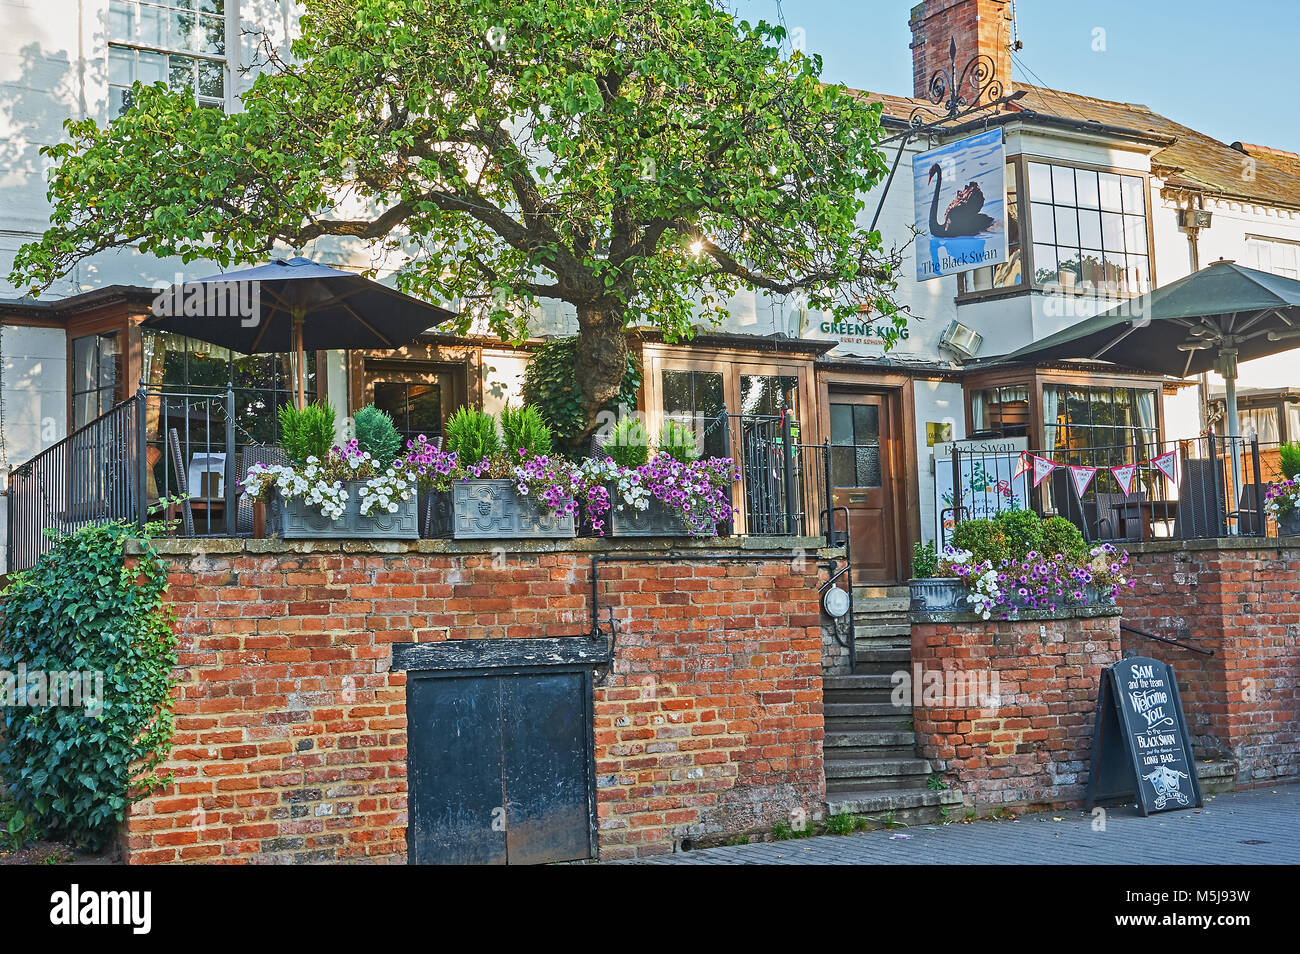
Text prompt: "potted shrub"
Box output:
[[245, 402, 418, 539], [1265, 477, 1300, 536], [925, 510, 1133, 620], [445, 406, 576, 539], [908, 539, 966, 613]]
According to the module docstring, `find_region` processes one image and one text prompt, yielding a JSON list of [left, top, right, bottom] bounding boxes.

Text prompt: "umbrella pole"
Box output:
[[293, 307, 306, 410], [1222, 348, 1242, 533]]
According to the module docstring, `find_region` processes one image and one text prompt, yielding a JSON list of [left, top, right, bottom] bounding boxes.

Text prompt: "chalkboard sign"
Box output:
[[1086, 656, 1203, 816]]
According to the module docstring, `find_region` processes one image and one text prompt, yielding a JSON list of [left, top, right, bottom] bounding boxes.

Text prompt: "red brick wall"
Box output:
[[910, 610, 1121, 811], [910, 0, 1014, 101], [124, 539, 825, 864], [1119, 541, 1300, 784]]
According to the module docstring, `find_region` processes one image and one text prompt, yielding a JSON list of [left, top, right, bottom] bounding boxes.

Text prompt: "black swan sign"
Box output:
[[912, 129, 1008, 282]]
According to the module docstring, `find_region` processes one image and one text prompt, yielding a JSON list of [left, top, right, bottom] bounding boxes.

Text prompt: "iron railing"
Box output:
[[6, 386, 244, 573], [945, 434, 1282, 545], [6, 392, 145, 573], [702, 409, 835, 541]]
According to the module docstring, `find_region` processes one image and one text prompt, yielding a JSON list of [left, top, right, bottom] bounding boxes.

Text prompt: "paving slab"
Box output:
[[612, 785, 1300, 865]]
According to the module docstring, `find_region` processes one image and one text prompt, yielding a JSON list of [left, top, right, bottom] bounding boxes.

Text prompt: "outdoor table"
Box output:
[[1131, 499, 1177, 541]]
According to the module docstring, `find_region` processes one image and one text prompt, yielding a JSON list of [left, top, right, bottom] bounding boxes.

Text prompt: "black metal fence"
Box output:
[[945, 434, 1282, 545], [6, 393, 146, 573], [704, 410, 834, 540], [6, 386, 243, 573]]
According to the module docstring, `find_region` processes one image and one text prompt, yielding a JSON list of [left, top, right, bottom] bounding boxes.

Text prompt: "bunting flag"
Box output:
[[1012, 452, 1031, 480], [1152, 450, 1178, 486], [1031, 455, 1057, 488], [1111, 463, 1138, 496], [1069, 465, 1098, 498]]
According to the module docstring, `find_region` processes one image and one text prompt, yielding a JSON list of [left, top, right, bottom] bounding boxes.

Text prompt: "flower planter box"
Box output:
[[1279, 511, 1300, 537], [604, 483, 711, 537], [269, 481, 418, 539], [1084, 584, 1118, 606], [419, 488, 453, 539], [908, 577, 967, 613], [448, 479, 576, 539]]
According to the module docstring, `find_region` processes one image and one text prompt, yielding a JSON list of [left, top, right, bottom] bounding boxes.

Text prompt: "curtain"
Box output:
[[1135, 389, 1158, 458], [1041, 387, 1060, 452], [970, 390, 988, 432]]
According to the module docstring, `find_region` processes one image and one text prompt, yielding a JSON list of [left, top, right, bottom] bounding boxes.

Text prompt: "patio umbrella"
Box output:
[[994, 260, 1300, 443], [142, 257, 458, 407]]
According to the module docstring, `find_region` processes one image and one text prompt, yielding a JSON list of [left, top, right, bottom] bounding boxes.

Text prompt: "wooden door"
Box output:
[[829, 393, 898, 583]]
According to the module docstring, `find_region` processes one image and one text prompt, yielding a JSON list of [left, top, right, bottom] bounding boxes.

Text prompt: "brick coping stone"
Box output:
[[130, 535, 837, 557], [911, 606, 1122, 624]]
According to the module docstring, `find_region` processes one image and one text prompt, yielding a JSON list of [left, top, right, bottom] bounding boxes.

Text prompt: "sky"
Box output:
[[732, 0, 1299, 152]]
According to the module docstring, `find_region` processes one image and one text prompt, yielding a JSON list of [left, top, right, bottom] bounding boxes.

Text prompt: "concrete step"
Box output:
[[854, 647, 912, 675], [826, 787, 965, 827], [824, 730, 916, 754], [823, 756, 931, 780], [1196, 760, 1238, 793], [852, 586, 910, 602], [824, 702, 913, 729], [824, 675, 899, 705]]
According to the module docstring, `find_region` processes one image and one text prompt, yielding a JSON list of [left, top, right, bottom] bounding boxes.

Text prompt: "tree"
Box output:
[[12, 0, 906, 438]]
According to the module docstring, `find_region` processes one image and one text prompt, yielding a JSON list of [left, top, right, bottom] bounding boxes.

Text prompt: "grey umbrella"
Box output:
[[994, 259, 1300, 443], [143, 257, 458, 407]]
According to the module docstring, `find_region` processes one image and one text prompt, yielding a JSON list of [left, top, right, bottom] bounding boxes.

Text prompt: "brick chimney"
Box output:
[[909, 0, 1014, 105]]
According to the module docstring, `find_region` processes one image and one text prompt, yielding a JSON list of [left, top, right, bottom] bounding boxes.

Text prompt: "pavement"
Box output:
[[615, 784, 1300, 864]]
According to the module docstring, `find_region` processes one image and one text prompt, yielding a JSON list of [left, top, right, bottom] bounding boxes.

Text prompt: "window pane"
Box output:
[[169, 55, 195, 93], [1027, 162, 1053, 201], [200, 0, 225, 12], [851, 404, 880, 444], [1124, 215, 1148, 254], [1030, 202, 1055, 244], [1121, 176, 1145, 215], [1099, 172, 1123, 211], [1032, 244, 1058, 284], [1054, 205, 1079, 247], [137, 49, 165, 85], [1057, 249, 1082, 287], [1100, 211, 1123, 252], [1076, 169, 1100, 208], [1079, 208, 1103, 250], [199, 13, 225, 55], [198, 58, 223, 98], [661, 371, 691, 417], [692, 371, 724, 421], [109, 0, 135, 41], [1051, 165, 1076, 206], [138, 3, 165, 46], [109, 45, 133, 86], [830, 404, 854, 446], [171, 10, 197, 51], [1080, 252, 1105, 287], [1127, 255, 1150, 294]]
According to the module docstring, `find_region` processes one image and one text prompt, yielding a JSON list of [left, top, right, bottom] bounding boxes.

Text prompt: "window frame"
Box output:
[[107, 0, 232, 116], [957, 154, 1158, 302]]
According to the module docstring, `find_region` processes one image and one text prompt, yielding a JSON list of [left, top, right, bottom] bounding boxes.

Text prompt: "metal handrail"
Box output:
[[1120, 623, 1215, 657]]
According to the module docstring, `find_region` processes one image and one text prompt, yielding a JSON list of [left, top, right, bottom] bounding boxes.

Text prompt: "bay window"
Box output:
[[1027, 161, 1150, 297]]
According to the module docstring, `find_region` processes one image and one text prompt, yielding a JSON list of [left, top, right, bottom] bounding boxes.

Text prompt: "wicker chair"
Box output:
[[1174, 458, 1227, 539]]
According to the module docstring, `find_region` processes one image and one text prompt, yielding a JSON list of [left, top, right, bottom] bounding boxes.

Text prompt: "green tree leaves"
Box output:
[[11, 0, 906, 436]]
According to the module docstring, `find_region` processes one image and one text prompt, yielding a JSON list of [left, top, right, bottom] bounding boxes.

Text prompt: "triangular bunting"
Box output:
[[1031, 455, 1057, 488], [1069, 465, 1097, 498], [1012, 452, 1031, 480], [1111, 464, 1137, 496], [1152, 451, 1178, 486]]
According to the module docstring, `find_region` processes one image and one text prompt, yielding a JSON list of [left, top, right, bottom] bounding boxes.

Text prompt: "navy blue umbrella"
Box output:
[[143, 257, 457, 407]]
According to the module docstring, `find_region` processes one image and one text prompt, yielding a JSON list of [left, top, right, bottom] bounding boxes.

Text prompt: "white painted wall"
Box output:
[[480, 349, 529, 418]]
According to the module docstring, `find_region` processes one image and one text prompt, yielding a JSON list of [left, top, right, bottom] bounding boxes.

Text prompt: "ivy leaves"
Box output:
[[523, 337, 641, 453], [0, 522, 178, 851]]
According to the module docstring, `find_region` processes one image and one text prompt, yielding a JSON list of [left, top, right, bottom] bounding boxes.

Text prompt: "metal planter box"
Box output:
[[270, 481, 419, 539], [450, 479, 576, 539], [605, 484, 690, 537], [908, 577, 967, 614]]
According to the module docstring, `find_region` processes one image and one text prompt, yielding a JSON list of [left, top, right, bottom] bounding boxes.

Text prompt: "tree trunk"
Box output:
[[572, 302, 630, 448]]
